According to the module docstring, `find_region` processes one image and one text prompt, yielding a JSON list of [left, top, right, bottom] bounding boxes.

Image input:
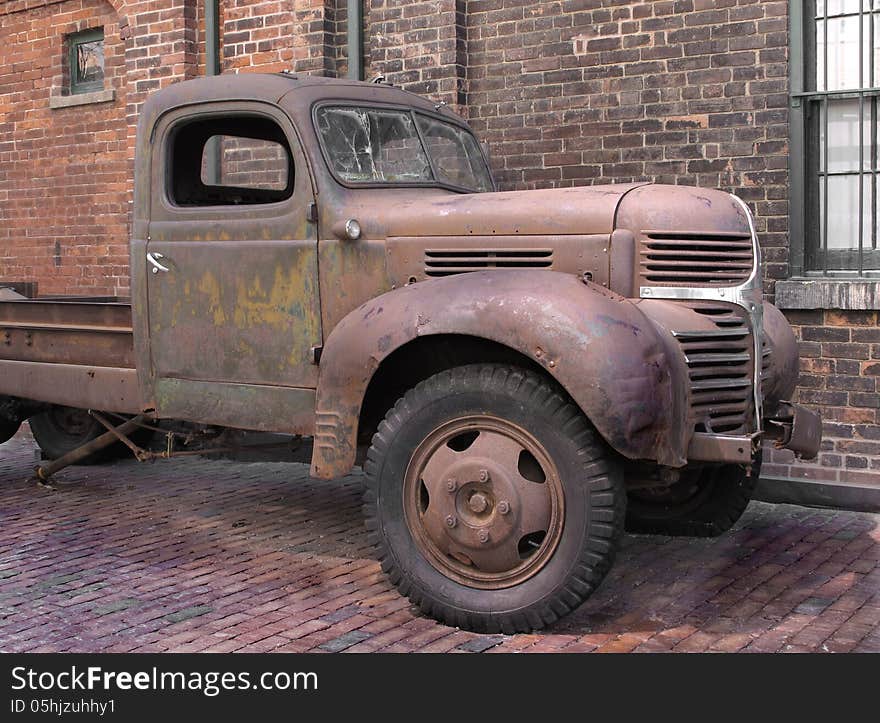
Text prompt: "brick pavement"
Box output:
[[1, 429, 878, 653]]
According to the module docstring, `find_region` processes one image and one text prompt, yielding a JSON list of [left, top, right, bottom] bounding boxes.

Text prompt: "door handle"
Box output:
[[147, 252, 170, 274]]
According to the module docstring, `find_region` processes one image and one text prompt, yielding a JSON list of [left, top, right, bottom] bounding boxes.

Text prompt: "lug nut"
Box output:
[[446, 479, 457, 492], [478, 469, 489, 482], [497, 500, 510, 515], [445, 515, 457, 528], [478, 529, 490, 544]]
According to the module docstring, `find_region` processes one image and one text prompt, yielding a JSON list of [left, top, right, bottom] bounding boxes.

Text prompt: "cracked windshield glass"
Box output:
[[316, 106, 493, 192]]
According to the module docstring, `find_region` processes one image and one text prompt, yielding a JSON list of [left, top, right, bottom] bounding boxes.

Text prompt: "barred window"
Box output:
[[791, 1, 880, 276]]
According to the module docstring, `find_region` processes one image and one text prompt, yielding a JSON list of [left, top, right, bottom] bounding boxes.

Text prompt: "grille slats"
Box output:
[[425, 249, 553, 277], [640, 230, 754, 286], [691, 378, 751, 391], [685, 352, 751, 364], [675, 303, 754, 434]]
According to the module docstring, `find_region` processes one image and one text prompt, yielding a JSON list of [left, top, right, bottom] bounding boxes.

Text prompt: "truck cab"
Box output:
[[0, 74, 820, 633]]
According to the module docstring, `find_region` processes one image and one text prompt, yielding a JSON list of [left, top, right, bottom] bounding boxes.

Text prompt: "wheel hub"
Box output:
[[403, 415, 564, 589]]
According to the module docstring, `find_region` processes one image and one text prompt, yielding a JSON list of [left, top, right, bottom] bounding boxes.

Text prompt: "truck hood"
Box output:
[[338, 183, 649, 238]]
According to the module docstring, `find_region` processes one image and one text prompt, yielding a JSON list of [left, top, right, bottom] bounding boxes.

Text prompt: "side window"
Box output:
[[168, 115, 293, 206]]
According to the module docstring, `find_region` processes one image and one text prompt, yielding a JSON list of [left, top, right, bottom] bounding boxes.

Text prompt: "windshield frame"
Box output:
[[311, 100, 496, 194]]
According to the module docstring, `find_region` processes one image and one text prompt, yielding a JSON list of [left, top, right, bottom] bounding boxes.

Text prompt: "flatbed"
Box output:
[[0, 295, 139, 413]]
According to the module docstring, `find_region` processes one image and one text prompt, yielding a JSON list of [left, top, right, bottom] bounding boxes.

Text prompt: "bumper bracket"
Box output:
[[765, 401, 822, 460]]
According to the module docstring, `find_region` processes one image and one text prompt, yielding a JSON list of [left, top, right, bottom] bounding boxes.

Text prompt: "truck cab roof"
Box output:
[[139, 73, 448, 134]]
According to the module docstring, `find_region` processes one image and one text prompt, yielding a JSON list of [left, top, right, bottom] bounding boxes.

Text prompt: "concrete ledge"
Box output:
[[756, 474, 880, 513], [775, 278, 880, 310], [49, 88, 115, 109]]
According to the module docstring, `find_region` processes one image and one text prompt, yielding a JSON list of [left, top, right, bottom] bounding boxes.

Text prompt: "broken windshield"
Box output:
[[315, 105, 493, 192]]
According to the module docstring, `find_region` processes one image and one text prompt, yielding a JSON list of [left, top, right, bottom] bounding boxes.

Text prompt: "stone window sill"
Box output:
[[49, 88, 115, 109], [775, 278, 880, 310]]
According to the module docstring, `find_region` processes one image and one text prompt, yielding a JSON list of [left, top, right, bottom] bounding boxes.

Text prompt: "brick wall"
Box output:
[[1, 0, 878, 487], [0, 0, 130, 295], [764, 310, 880, 486], [221, 0, 337, 75], [0, 0, 202, 297], [368, 0, 467, 111]]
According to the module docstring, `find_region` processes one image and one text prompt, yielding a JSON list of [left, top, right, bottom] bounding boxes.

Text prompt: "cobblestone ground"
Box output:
[[1, 429, 879, 653]]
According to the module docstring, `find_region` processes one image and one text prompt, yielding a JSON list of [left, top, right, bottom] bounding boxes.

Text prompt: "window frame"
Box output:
[[163, 111, 296, 210], [68, 28, 105, 96], [790, 0, 880, 278], [311, 100, 496, 194]]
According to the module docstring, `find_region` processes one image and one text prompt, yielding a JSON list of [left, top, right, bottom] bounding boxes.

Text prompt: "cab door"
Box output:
[[144, 102, 321, 429]]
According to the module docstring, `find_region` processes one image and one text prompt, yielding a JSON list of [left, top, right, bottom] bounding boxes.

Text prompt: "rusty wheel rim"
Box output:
[[403, 415, 564, 589]]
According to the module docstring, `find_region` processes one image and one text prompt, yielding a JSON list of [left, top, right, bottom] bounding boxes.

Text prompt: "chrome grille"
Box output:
[[674, 303, 754, 434], [425, 249, 552, 277], [640, 230, 754, 286]]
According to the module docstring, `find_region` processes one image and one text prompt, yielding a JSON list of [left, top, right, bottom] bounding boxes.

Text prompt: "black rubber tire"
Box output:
[[29, 407, 113, 464], [0, 418, 20, 445], [363, 364, 625, 634], [28, 406, 153, 464], [625, 458, 760, 538]]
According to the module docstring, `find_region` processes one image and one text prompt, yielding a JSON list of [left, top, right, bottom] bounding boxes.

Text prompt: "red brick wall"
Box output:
[[221, 0, 336, 75], [0, 0, 129, 296], [764, 310, 880, 485], [1, 0, 878, 486], [368, 0, 467, 111], [0, 0, 201, 297]]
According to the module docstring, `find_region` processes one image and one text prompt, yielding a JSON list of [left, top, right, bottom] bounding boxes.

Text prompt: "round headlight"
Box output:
[[344, 218, 362, 240]]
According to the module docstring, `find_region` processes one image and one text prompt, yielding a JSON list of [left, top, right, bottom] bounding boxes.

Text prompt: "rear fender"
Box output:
[[311, 270, 682, 479]]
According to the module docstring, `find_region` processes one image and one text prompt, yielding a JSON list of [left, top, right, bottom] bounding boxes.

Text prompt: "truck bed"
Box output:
[[0, 296, 143, 414]]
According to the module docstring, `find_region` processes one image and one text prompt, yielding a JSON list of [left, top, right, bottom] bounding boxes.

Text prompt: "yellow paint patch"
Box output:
[[232, 258, 320, 367], [198, 271, 228, 326]]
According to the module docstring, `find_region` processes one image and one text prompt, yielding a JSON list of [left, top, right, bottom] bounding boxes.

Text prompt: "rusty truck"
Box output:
[[0, 74, 821, 633]]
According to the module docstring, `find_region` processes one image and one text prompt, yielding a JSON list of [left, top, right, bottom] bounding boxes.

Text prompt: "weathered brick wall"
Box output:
[[764, 310, 880, 485], [0, 0, 201, 297], [0, 0, 130, 296], [368, 0, 467, 111], [1, 0, 878, 485], [220, 0, 336, 75]]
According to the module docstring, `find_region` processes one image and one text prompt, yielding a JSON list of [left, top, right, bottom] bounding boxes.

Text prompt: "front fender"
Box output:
[[311, 270, 681, 479]]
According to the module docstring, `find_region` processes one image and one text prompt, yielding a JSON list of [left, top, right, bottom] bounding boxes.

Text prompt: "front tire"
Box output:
[[363, 364, 625, 633]]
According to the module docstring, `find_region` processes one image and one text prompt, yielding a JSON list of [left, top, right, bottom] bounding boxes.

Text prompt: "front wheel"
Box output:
[[363, 364, 625, 633]]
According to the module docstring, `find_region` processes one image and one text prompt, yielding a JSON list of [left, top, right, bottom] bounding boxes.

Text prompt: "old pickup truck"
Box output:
[[0, 73, 820, 633]]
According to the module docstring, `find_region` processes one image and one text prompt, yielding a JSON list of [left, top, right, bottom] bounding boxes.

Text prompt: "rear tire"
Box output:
[[0, 418, 20, 445], [363, 364, 625, 633], [29, 407, 112, 463], [29, 406, 153, 464], [625, 458, 759, 537]]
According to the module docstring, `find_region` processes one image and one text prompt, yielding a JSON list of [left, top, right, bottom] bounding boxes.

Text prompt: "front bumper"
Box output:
[[686, 400, 822, 465]]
